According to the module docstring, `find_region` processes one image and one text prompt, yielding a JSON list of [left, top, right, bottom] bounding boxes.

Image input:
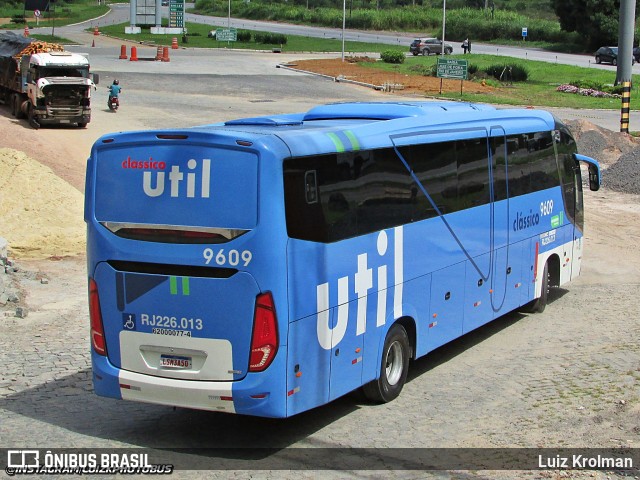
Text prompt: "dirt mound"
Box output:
[[289, 57, 493, 95], [564, 119, 639, 168], [0, 148, 85, 259], [565, 119, 640, 194]]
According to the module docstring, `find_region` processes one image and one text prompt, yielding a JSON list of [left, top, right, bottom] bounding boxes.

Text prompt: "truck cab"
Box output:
[[21, 52, 97, 128]]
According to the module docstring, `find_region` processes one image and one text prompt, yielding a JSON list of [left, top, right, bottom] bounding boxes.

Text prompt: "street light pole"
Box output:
[[341, 0, 346, 61], [441, 0, 446, 55], [228, 0, 231, 29]]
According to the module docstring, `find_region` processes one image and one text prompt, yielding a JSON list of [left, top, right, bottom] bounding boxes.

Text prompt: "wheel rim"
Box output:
[[385, 340, 404, 386]]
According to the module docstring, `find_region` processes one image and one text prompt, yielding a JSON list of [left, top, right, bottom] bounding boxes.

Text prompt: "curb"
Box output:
[[276, 63, 383, 91]]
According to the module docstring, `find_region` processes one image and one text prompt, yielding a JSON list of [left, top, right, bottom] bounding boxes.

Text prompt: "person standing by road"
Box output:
[[462, 38, 469, 54]]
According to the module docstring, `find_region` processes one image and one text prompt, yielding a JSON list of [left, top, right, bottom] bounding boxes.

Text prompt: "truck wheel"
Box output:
[[77, 122, 87, 128], [10, 94, 18, 117], [362, 324, 410, 403], [14, 96, 26, 119], [28, 105, 40, 129]]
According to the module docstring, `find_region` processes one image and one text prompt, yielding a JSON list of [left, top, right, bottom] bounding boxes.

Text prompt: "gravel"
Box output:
[[566, 120, 640, 195], [602, 148, 640, 194]]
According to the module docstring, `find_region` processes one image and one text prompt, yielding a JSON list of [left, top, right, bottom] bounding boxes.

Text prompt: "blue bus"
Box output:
[[85, 101, 601, 418]]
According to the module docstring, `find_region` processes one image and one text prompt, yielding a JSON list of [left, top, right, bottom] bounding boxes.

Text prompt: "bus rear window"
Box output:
[[93, 145, 258, 232]]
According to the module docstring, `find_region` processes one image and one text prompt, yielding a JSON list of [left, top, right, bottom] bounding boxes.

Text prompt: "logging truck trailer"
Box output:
[[0, 32, 98, 129]]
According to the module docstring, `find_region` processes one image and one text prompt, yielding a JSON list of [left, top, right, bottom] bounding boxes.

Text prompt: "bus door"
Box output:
[[489, 127, 521, 317]]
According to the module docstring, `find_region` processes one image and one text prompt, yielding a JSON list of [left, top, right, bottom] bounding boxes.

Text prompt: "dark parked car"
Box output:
[[634, 47, 640, 62], [594, 46, 635, 66], [410, 38, 453, 56]]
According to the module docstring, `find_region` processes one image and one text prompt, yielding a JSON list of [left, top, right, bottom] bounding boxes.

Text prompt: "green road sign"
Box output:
[[436, 58, 468, 80], [216, 28, 237, 42]]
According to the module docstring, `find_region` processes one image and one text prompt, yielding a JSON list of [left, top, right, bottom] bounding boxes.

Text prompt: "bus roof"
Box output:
[[192, 102, 558, 158]]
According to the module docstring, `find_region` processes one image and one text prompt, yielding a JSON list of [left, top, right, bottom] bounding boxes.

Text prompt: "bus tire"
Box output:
[[522, 261, 549, 313], [362, 323, 410, 403]]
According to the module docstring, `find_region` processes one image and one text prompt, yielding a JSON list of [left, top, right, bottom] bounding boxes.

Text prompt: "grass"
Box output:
[[0, 0, 109, 29], [366, 54, 640, 110], [98, 22, 398, 54]]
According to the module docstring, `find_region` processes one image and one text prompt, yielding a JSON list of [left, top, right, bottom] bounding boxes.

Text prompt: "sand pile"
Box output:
[[0, 148, 85, 259]]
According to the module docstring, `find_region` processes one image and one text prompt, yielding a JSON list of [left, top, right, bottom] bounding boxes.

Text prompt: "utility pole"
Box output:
[[617, 0, 636, 133]]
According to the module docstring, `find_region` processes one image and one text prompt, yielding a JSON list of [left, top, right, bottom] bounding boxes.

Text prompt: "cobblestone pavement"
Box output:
[[1, 250, 639, 478]]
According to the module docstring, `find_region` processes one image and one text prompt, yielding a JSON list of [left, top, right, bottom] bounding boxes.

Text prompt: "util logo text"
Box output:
[[316, 226, 404, 350], [142, 159, 211, 198]]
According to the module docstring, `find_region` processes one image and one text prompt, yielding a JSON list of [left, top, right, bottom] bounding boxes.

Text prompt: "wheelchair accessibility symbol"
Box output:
[[123, 313, 136, 330]]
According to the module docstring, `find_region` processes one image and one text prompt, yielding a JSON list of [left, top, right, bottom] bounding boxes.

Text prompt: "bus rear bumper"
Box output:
[[91, 353, 286, 417]]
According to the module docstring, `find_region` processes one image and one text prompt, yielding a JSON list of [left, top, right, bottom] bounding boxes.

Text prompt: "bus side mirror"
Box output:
[[92, 73, 100, 85], [588, 164, 600, 191], [574, 153, 601, 192]]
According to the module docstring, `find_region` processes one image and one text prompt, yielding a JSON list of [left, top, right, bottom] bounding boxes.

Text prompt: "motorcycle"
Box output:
[[108, 95, 119, 111]]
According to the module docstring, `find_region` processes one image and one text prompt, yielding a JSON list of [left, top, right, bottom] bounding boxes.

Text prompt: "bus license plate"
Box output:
[[160, 354, 192, 369]]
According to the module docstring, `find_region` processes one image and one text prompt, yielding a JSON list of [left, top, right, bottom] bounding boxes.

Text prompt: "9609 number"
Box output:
[[203, 248, 252, 267]]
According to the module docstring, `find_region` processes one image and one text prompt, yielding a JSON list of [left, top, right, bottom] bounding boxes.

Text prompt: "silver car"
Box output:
[[410, 38, 453, 56]]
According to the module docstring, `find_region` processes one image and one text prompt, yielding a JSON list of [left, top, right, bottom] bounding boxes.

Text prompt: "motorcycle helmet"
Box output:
[[113, 79, 119, 85]]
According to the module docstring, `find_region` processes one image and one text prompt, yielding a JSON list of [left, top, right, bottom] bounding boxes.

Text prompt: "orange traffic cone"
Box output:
[[119, 45, 128, 60], [155, 46, 163, 61], [171, 37, 178, 50], [93, 26, 99, 36], [24, 25, 29, 37], [129, 46, 138, 62], [91, 39, 95, 47], [161, 47, 170, 62]]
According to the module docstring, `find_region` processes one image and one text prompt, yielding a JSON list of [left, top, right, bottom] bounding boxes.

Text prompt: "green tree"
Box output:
[[552, 0, 639, 50]]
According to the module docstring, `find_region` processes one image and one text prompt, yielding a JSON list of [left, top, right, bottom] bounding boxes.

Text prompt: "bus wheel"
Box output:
[[363, 323, 410, 403], [522, 261, 549, 313]]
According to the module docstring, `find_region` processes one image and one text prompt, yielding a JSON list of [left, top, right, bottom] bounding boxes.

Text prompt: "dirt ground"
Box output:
[[288, 57, 492, 94]]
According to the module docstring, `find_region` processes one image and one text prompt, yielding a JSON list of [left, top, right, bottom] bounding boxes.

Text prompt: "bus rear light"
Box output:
[[249, 292, 278, 372], [89, 278, 107, 356]]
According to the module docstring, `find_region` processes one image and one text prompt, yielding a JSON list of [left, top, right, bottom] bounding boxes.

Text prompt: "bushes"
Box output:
[[237, 30, 251, 42], [193, 2, 579, 48], [254, 32, 287, 45], [380, 50, 405, 64], [484, 63, 529, 82]]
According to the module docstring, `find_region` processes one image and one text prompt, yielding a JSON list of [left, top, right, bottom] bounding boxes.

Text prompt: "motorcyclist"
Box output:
[[108, 79, 121, 105]]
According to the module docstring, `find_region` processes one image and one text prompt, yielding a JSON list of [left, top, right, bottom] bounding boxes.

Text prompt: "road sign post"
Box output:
[[522, 27, 528, 41], [436, 57, 468, 94], [216, 28, 237, 42]]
